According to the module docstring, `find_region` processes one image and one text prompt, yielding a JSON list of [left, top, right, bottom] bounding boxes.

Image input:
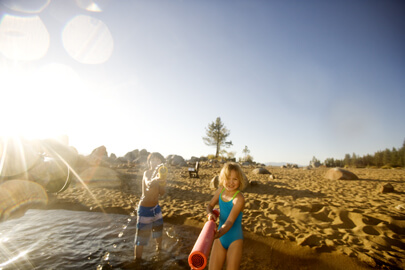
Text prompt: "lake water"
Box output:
[[0, 209, 369, 270], [0, 209, 198, 269]]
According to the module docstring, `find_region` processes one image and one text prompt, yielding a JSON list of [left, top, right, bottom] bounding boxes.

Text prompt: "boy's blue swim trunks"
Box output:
[[135, 204, 163, 246]]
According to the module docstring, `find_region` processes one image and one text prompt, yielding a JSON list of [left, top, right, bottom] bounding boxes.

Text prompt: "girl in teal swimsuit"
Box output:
[[207, 162, 246, 270]]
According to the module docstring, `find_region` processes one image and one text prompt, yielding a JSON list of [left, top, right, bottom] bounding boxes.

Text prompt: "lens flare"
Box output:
[[0, 14, 50, 61], [0, 0, 50, 14], [62, 15, 113, 64]]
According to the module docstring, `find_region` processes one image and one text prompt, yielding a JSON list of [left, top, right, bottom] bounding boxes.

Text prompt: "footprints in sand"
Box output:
[[240, 167, 405, 269]]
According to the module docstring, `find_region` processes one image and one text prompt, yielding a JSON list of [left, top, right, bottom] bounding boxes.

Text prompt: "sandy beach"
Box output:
[[46, 165, 405, 270]]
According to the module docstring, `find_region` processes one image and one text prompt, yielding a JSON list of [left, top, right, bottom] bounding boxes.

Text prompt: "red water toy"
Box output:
[[188, 209, 219, 270]]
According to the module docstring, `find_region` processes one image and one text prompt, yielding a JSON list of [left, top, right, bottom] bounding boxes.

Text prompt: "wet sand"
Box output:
[[48, 165, 405, 270]]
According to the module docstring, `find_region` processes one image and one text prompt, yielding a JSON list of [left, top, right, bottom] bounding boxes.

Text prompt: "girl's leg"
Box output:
[[209, 239, 227, 270], [225, 239, 243, 270]]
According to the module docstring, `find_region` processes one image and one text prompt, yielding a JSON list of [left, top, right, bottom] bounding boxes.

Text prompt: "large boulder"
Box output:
[[189, 156, 200, 163], [78, 167, 122, 188], [252, 167, 271, 174], [124, 149, 139, 161], [40, 138, 79, 167], [166, 155, 186, 166], [134, 155, 148, 164], [0, 180, 48, 221], [0, 137, 78, 194], [90, 145, 108, 158], [106, 153, 117, 163], [86, 145, 108, 166], [139, 149, 149, 157], [324, 168, 359, 180], [210, 176, 219, 189], [0, 137, 43, 178]]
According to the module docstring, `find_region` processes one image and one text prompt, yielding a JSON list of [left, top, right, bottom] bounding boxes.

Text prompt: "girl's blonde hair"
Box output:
[[218, 162, 247, 191]]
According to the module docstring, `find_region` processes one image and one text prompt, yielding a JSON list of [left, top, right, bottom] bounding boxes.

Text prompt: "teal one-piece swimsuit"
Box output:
[[218, 189, 243, 249]]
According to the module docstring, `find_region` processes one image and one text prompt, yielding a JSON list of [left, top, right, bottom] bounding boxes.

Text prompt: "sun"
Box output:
[[0, 63, 87, 142]]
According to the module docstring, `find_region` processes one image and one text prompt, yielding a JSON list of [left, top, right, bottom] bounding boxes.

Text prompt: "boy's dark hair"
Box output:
[[147, 152, 165, 164]]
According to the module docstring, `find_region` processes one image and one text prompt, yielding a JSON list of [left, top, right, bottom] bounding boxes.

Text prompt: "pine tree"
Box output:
[[351, 153, 358, 167], [344, 154, 351, 167], [242, 146, 251, 162], [203, 117, 231, 158], [400, 139, 405, 167], [383, 148, 391, 166]]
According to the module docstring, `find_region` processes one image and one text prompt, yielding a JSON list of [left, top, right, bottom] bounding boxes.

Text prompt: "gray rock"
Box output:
[[379, 183, 395, 193], [324, 168, 359, 180], [252, 167, 271, 174], [210, 176, 219, 189]]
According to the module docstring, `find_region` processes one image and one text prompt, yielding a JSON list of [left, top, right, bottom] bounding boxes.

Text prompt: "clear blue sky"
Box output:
[[1, 0, 404, 165]]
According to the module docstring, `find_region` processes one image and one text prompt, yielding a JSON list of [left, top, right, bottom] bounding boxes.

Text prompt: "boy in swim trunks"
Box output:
[[207, 162, 246, 270], [134, 152, 167, 261]]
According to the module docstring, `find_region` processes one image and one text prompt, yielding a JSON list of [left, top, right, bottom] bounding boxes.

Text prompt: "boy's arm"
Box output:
[[141, 171, 147, 191]]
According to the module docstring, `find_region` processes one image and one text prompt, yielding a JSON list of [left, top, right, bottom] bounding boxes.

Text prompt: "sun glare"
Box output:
[[0, 14, 50, 61], [0, 1, 118, 154], [0, 63, 89, 142], [62, 15, 113, 65]]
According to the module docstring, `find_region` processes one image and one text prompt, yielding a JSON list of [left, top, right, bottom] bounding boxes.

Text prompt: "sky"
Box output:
[[0, 0, 404, 165]]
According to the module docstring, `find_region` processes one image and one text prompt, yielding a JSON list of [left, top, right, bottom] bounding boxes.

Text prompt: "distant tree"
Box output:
[[324, 158, 334, 167], [374, 151, 383, 167], [311, 156, 320, 164], [390, 147, 399, 167], [203, 117, 231, 158], [242, 146, 251, 162], [245, 154, 254, 163], [318, 139, 405, 168], [343, 154, 351, 167], [400, 139, 405, 167], [351, 153, 357, 167], [310, 156, 321, 167], [363, 154, 374, 167], [226, 151, 236, 160], [383, 148, 391, 166]]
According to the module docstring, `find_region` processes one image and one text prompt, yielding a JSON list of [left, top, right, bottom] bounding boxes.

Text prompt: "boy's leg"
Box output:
[[151, 206, 163, 251], [134, 245, 143, 261], [134, 206, 153, 260], [155, 236, 162, 251]]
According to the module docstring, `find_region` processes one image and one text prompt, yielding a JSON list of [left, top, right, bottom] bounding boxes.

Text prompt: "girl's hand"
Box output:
[[207, 212, 217, 222], [214, 228, 221, 239]]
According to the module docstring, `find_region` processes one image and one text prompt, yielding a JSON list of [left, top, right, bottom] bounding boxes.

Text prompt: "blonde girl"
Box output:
[[207, 162, 246, 270]]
